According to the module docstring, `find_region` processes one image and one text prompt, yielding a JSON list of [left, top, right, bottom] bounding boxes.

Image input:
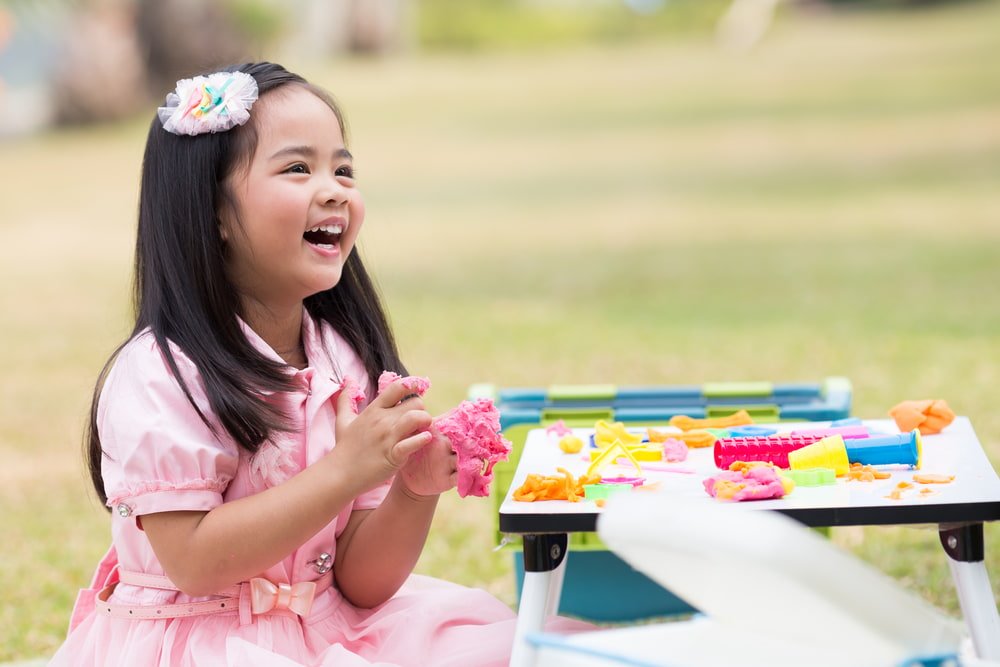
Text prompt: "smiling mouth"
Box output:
[[303, 223, 344, 249]]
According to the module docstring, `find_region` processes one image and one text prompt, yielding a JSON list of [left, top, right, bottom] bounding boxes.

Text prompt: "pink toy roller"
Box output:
[[713, 434, 825, 469]]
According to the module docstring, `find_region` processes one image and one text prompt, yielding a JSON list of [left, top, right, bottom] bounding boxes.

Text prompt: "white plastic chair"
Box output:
[[526, 492, 980, 667]]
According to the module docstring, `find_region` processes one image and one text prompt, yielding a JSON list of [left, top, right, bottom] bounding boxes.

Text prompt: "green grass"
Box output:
[[2, 1, 1000, 660]]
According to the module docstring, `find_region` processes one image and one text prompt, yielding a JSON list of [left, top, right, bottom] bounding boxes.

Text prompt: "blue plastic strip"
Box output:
[[617, 386, 703, 400], [895, 652, 959, 667], [779, 404, 850, 421], [615, 407, 704, 421], [497, 388, 547, 402], [771, 383, 822, 398]]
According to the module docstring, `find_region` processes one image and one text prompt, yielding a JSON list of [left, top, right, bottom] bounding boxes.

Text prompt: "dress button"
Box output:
[[311, 552, 333, 574], [116, 503, 133, 518]]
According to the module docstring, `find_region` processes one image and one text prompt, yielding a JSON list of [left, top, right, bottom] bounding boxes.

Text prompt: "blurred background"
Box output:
[[1, 0, 998, 661]]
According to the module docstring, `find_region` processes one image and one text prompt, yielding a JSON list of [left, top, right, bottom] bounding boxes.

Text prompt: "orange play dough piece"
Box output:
[[913, 473, 955, 484], [512, 468, 602, 502], [847, 463, 891, 482], [648, 428, 717, 449], [669, 410, 753, 432], [889, 399, 956, 435]]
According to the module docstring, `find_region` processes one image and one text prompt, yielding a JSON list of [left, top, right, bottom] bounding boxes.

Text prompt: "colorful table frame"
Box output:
[[498, 417, 1000, 667]]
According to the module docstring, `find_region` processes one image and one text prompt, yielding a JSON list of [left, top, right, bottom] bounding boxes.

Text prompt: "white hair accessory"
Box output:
[[158, 71, 259, 136]]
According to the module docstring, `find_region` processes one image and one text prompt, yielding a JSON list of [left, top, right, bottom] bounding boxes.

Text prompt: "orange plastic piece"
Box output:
[[913, 473, 955, 484], [889, 399, 956, 435], [668, 410, 754, 432], [648, 428, 717, 449], [595, 499, 607, 508], [886, 488, 905, 501], [512, 468, 602, 502], [896, 481, 913, 489]]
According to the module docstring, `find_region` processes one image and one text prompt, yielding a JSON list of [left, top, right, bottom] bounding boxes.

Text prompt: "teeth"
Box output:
[[306, 224, 345, 234]]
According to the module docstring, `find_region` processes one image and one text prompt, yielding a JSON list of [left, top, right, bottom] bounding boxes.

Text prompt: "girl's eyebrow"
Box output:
[[268, 145, 353, 161]]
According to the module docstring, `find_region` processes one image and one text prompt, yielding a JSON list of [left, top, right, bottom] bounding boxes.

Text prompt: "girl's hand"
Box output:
[[398, 429, 457, 498], [332, 378, 434, 494]]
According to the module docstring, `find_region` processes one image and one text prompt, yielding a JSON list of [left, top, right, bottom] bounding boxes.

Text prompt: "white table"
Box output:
[[498, 417, 1000, 667]]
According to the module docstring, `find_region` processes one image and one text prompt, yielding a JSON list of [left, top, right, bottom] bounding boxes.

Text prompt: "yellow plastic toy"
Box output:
[[788, 435, 850, 477], [594, 420, 643, 448], [587, 439, 643, 477], [589, 444, 662, 462]]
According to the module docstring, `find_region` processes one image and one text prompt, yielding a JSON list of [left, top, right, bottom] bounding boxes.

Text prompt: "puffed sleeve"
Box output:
[[100, 333, 240, 517]]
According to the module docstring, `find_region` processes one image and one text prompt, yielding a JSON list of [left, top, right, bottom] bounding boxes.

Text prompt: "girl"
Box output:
[[52, 62, 586, 666]]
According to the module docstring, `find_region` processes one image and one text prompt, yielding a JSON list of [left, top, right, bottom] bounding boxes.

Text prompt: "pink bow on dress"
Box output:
[[249, 578, 317, 617]]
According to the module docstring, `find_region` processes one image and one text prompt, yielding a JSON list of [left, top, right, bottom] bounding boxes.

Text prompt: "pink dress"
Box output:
[[51, 314, 588, 666]]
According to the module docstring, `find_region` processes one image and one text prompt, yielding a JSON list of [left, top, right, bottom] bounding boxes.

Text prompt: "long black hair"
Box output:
[[85, 62, 406, 507]]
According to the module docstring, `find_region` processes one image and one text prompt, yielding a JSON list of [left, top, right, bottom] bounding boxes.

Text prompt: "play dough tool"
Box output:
[[713, 434, 826, 469], [847, 429, 922, 469], [788, 436, 851, 476], [789, 425, 871, 440], [717, 431, 922, 472], [727, 425, 779, 438], [588, 439, 643, 477], [783, 468, 837, 487], [583, 483, 633, 501], [594, 420, 643, 448], [588, 445, 662, 462]]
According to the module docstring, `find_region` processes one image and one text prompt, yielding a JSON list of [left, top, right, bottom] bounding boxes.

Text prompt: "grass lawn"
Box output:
[[1, 1, 999, 660]]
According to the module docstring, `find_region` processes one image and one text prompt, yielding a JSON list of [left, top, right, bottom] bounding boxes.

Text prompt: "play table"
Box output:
[[498, 417, 1000, 667]]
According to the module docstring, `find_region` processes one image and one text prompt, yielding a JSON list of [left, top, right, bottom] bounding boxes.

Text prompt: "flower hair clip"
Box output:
[[158, 71, 258, 136]]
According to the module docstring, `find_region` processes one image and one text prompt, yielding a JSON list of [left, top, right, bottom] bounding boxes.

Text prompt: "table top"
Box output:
[[498, 417, 1000, 533]]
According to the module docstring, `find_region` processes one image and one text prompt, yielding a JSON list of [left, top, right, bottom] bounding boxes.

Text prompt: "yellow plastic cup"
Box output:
[[788, 435, 850, 476]]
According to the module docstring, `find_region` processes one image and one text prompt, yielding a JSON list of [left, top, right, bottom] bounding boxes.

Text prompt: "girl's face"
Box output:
[[221, 85, 364, 313]]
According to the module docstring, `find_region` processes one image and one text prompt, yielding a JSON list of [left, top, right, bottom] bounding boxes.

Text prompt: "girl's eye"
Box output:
[[336, 165, 355, 179], [285, 163, 309, 174]]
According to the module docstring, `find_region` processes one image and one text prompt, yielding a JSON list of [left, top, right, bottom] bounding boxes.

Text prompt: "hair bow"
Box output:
[[249, 578, 317, 617], [158, 70, 258, 136]]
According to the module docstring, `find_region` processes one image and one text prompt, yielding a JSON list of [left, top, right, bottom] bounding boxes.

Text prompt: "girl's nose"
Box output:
[[318, 179, 349, 206]]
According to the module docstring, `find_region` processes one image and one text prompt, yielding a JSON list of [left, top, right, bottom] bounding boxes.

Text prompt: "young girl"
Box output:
[[52, 62, 587, 666]]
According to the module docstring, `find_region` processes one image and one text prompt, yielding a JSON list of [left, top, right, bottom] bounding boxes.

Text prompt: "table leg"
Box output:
[[509, 533, 568, 667], [545, 549, 568, 616], [939, 523, 1000, 660]]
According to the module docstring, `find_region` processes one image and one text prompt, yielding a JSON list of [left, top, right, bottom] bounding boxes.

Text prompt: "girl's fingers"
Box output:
[[390, 430, 434, 465], [395, 410, 433, 438], [373, 380, 425, 411], [334, 379, 359, 428]]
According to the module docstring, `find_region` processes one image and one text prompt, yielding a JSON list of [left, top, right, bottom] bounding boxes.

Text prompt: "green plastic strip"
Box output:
[[548, 384, 617, 401], [702, 382, 773, 398], [705, 404, 780, 421]]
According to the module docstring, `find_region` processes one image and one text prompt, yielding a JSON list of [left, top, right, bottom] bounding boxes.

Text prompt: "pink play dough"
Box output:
[[433, 398, 512, 498], [346, 380, 367, 415], [377, 370, 432, 397], [703, 466, 787, 502], [661, 438, 688, 463]]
